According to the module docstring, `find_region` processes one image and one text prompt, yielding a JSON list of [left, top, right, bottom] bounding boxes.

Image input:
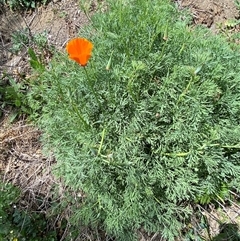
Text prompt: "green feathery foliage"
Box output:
[[29, 0, 240, 240]]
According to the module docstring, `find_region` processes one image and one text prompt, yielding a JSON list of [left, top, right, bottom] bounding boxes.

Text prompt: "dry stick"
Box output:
[[150, 232, 160, 241], [197, 204, 221, 223], [227, 199, 240, 212], [225, 198, 240, 217], [82, 231, 94, 241], [0, 34, 8, 61], [26, 6, 42, 31], [4, 50, 28, 68], [54, 25, 66, 48], [190, 214, 207, 241], [26, 189, 37, 210], [226, 200, 240, 221], [0, 128, 37, 145], [197, 205, 219, 240], [53, 214, 61, 231], [198, 203, 239, 239], [95, 226, 101, 241], [215, 200, 235, 223], [61, 38, 69, 49], [3, 160, 11, 184], [59, 222, 71, 241], [26, 163, 44, 187], [26, 12, 38, 29], [230, 190, 240, 199], [1, 129, 39, 143]]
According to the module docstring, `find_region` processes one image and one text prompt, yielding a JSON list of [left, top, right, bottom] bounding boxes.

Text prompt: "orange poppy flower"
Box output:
[[66, 38, 93, 67]]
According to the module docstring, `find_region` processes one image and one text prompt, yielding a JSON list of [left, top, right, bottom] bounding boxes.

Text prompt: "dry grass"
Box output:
[[0, 114, 57, 207]]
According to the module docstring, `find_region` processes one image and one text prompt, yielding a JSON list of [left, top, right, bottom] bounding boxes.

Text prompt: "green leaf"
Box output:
[[28, 48, 45, 72], [28, 48, 38, 61]]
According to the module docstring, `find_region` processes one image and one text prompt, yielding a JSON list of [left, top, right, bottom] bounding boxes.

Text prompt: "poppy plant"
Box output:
[[66, 38, 93, 67]]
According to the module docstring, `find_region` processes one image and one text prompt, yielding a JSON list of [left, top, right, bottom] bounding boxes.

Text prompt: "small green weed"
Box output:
[[235, 0, 240, 10], [217, 0, 240, 45], [0, 76, 30, 119], [0, 0, 47, 10], [0, 182, 20, 240], [1, 29, 51, 120], [0, 181, 57, 240], [10, 29, 49, 55], [28, 47, 45, 72], [10, 29, 30, 55]]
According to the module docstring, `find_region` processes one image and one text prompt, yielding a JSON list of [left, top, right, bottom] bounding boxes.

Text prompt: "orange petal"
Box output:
[[66, 38, 93, 66], [70, 54, 91, 67]]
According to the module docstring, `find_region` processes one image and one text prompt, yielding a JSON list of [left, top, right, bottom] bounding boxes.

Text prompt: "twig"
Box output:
[[227, 199, 240, 212], [26, 12, 38, 28], [230, 190, 240, 199], [215, 200, 235, 223], [150, 232, 161, 241], [197, 204, 221, 224]]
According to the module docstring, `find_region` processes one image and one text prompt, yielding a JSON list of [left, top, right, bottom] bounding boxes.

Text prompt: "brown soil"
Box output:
[[0, 116, 57, 206], [178, 0, 240, 31], [0, 0, 240, 240], [0, 0, 92, 74]]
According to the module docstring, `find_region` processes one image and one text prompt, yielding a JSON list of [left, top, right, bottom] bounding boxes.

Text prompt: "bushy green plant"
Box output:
[[29, 0, 240, 240]]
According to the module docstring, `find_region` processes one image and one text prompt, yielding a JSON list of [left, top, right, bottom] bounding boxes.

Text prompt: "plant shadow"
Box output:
[[212, 223, 240, 241]]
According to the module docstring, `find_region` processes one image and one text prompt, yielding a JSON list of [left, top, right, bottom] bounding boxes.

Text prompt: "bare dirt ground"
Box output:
[[0, 0, 91, 72], [0, 0, 240, 240], [178, 0, 239, 29]]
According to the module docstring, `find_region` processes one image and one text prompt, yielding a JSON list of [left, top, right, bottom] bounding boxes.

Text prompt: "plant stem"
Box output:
[[84, 67, 101, 107]]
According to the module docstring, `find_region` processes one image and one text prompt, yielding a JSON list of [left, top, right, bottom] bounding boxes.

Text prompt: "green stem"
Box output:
[[71, 101, 90, 130], [98, 128, 106, 156], [177, 75, 195, 105], [162, 143, 240, 158], [84, 67, 101, 107]]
